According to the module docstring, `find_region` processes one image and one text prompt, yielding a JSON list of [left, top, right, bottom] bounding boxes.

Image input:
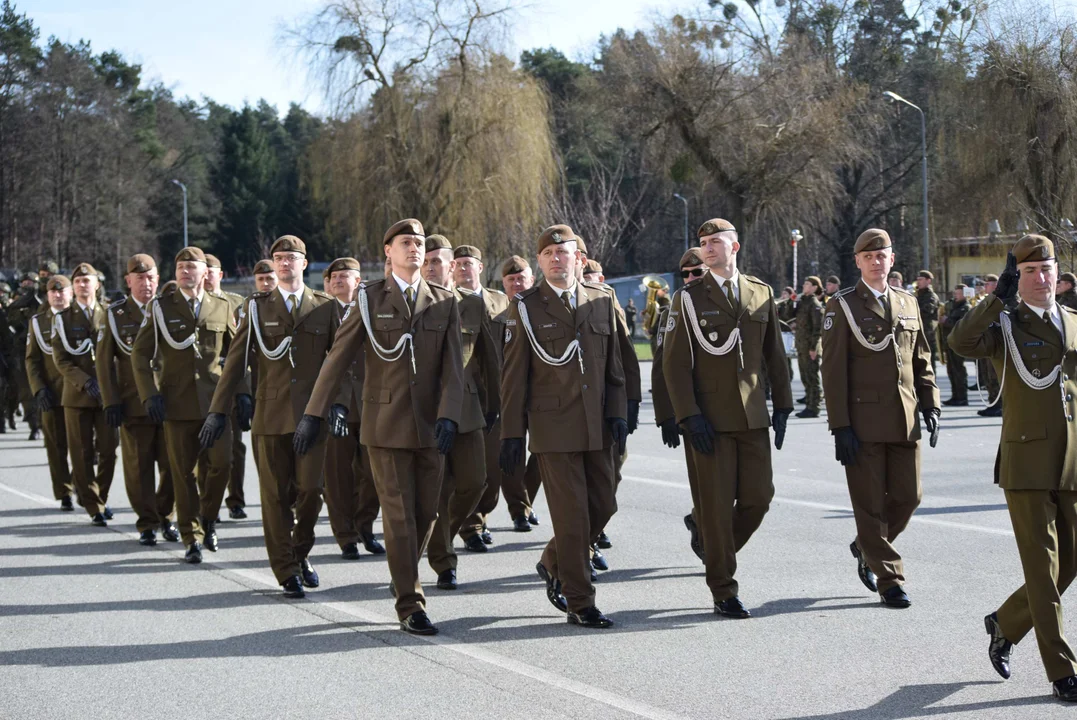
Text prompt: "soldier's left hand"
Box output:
[[199, 412, 227, 450], [659, 418, 680, 449], [235, 393, 254, 432], [608, 417, 629, 455], [627, 400, 640, 434], [84, 377, 101, 402], [328, 404, 349, 438], [923, 407, 941, 448], [293, 414, 323, 455], [105, 405, 124, 429], [484, 411, 499, 433], [772, 407, 793, 450], [435, 418, 458, 455]]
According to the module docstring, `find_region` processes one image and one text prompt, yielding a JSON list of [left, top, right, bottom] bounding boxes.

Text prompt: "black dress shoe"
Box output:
[[591, 546, 609, 571], [282, 575, 305, 598], [715, 597, 751, 619], [202, 517, 218, 552], [567, 606, 613, 628], [138, 529, 157, 546], [361, 532, 386, 555], [985, 612, 1013, 680], [596, 531, 612, 549], [849, 540, 878, 592], [185, 542, 203, 564], [480, 526, 494, 544], [512, 514, 532, 532], [795, 408, 820, 418], [102, 506, 114, 521], [60, 496, 73, 512], [401, 610, 438, 635], [536, 562, 568, 613], [684, 514, 704, 561], [796, 396, 807, 404], [942, 397, 968, 406], [341, 543, 361, 560], [977, 406, 1002, 417], [968, 383, 979, 391], [463, 534, 488, 553], [228, 506, 247, 520], [591, 567, 598, 582], [29, 428, 40, 441], [91, 513, 107, 527], [528, 512, 540, 526], [880, 585, 911, 608], [437, 568, 457, 590], [1055, 676, 1077, 702], [300, 558, 319, 588], [160, 521, 179, 543]]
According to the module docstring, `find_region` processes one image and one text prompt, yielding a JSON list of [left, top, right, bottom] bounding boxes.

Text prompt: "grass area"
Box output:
[[633, 341, 653, 361]]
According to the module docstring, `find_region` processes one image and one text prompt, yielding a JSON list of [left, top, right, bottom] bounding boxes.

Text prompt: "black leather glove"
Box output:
[[35, 387, 55, 413], [328, 404, 349, 438], [293, 414, 322, 455], [772, 407, 792, 450], [484, 411, 499, 433], [683, 414, 715, 455], [84, 377, 101, 402], [608, 417, 629, 456], [994, 251, 1018, 302], [434, 417, 457, 455], [144, 394, 165, 424], [105, 405, 124, 428], [199, 412, 227, 450], [923, 407, 941, 448], [627, 400, 640, 434], [833, 426, 860, 466], [499, 437, 524, 475], [235, 393, 253, 432], [659, 418, 681, 449]]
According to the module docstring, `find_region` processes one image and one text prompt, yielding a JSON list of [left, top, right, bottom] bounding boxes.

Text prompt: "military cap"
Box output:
[[22, 271, 35, 282], [425, 234, 452, 251], [697, 218, 736, 238], [783, 286, 794, 295], [501, 255, 530, 277], [454, 245, 482, 261], [175, 246, 206, 264], [679, 247, 704, 268], [537, 224, 581, 253], [954, 283, 967, 292], [853, 228, 892, 254], [326, 257, 361, 275], [204, 253, 222, 269], [39, 260, 59, 275], [583, 259, 603, 275], [888, 271, 903, 282], [383, 219, 425, 246], [805, 275, 822, 288], [974, 278, 985, 287], [1012, 234, 1054, 264], [71, 263, 98, 279], [270, 235, 307, 257], [252, 259, 274, 275], [126, 254, 156, 274], [985, 273, 999, 282], [918, 270, 934, 280], [1061, 272, 1077, 285], [576, 235, 588, 256], [46, 275, 71, 291], [826, 275, 840, 285]]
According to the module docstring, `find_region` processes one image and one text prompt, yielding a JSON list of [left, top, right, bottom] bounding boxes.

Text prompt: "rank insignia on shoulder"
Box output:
[[823, 317, 834, 330]]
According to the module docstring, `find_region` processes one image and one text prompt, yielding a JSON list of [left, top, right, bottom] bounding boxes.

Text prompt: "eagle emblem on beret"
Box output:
[[551, 231, 562, 244], [1042, 246, 1049, 258]]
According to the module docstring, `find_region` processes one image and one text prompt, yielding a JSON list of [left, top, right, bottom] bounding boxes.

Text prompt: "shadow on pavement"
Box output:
[[784, 681, 1052, 719], [916, 504, 1007, 516], [750, 595, 874, 617]]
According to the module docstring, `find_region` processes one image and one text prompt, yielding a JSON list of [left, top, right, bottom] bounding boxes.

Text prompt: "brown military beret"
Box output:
[[985, 274, 999, 282], [954, 283, 967, 291], [826, 275, 840, 285], [805, 275, 822, 288], [537, 224, 581, 253], [204, 253, 222, 269], [679, 248, 704, 268], [1061, 272, 1077, 285], [383, 219, 425, 246], [46, 275, 71, 291], [270, 235, 307, 257], [583, 259, 603, 275], [126, 254, 156, 274], [39, 260, 59, 275], [425, 234, 452, 251], [71, 263, 98, 279], [576, 235, 588, 256], [175, 246, 206, 264], [501, 255, 530, 277], [1012, 234, 1054, 264], [918, 270, 934, 280], [888, 271, 903, 282], [253, 260, 274, 275], [853, 228, 892, 254], [454, 245, 482, 261], [326, 257, 361, 275], [697, 218, 736, 238]]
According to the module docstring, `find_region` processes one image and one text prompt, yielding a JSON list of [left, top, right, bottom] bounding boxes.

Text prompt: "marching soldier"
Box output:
[[132, 247, 241, 562], [888, 270, 903, 289], [948, 235, 1077, 702], [299, 218, 464, 634], [97, 255, 177, 546], [794, 276, 824, 419], [252, 260, 278, 293], [320, 258, 385, 559], [7, 264, 53, 439], [203, 235, 338, 595], [500, 223, 628, 629], [915, 270, 940, 371], [820, 229, 940, 609], [941, 284, 972, 406], [975, 274, 1003, 417], [1058, 272, 1077, 310], [663, 219, 792, 619], [824, 275, 841, 301], [24, 275, 74, 510]]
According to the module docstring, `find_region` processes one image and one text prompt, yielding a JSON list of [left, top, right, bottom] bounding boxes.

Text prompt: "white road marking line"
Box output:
[[0, 480, 686, 720]]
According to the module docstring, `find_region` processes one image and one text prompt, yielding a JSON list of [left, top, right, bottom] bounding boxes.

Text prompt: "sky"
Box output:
[[22, 0, 665, 114]]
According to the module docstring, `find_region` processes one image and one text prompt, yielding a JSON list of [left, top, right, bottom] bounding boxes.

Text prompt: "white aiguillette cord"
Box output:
[[244, 296, 293, 369], [53, 311, 94, 357], [517, 299, 583, 374], [357, 285, 416, 374], [835, 294, 901, 369], [978, 311, 1066, 411], [31, 315, 53, 356], [150, 297, 200, 363], [107, 306, 134, 356], [678, 289, 742, 369]]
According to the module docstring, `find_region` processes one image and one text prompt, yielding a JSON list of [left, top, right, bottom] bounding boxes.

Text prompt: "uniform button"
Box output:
[[194, 372, 199, 380], [411, 381, 417, 386], [291, 378, 296, 384], [1068, 395, 1074, 402], [582, 384, 589, 391], [1021, 434, 1026, 440]]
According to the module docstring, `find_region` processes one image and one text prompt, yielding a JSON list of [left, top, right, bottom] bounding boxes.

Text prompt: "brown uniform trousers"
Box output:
[[663, 272, 793, 602], [51, 302, 117, 516], [607, 290, 641, 523], [97, 296, 175, 532], [213, 291, 248, 512], [501, 280, 627, 613], [24, 307, 73, 500], [821, 281, 939, 592], [428, 289, 500, 573], [950, 296, 1077, 682], [322, 300, 380, 549], [307, 277, 464, 619], [132, 290, 239, 545], [211, 286, 338, 583]]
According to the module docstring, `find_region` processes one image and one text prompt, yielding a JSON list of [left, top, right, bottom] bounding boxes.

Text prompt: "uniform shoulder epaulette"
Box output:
[[683, 276, 706, 290], [486, 287, 506, 296], [742, 274, 770, 287], [582, 280, 612, 292], [250, 290, 271, 299], [108, 297, 127, 310], [832, 286, 856, 299], [427, 281, 450, 293], [1063, 305, 1077, 315], [223, 290, 244, 301], [514, 286, 540, 302], [361, 279, 385, 291], [312, 289, 331, 300], [892, 285, 914, 297]]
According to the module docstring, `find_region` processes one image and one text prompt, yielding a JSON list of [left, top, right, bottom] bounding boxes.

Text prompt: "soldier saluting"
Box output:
[[949, 235, 1077, 702]]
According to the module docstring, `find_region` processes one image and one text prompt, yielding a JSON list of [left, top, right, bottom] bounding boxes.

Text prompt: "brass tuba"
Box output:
[[641, 274, 670, 337]]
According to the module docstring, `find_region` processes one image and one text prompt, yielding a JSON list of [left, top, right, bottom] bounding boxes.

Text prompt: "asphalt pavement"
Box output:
[[1, 361, 1073, 719]]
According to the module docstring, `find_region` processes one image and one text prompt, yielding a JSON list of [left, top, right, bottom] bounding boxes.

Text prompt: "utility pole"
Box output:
[[673, 193, 689, 252], [883, 91, 929, 270]]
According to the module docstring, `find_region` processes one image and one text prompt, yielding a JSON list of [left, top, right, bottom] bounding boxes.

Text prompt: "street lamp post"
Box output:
[[673, 193, 689, 252], [790, 229, 802, 292], [883, 91, 929, 271], [171, 179, 188, 248]]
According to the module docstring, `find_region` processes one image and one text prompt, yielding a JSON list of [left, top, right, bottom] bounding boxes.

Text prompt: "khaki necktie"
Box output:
[[561, 290, 574, 320], [288, 294, 300, 322], [405, 286, 416, 312], [188, 297, 196, 318], [724, 279, 738, 313], [880, 292, 891, 324]]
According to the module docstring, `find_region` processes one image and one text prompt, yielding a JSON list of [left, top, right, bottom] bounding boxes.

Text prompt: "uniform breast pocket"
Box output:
[[460, 327, 477, 363], [536, 325, 566, 356], [374, 317, 404, 347], [200, 322, 226, 352], [856, 321, 889, 348], [301, 322, 330, 354], [1021, 344, 1059, 379], [589, 321, 610, 357]]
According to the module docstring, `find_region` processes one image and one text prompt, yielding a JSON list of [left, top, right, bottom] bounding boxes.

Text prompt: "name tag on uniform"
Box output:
[[168, 318, 182, 324], [377, 313, 394, 319], [702, 310, 721, 316], [540, 323, 558, 329], [1024, 341, 1044, 347], [264, 321, 280, 327]]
